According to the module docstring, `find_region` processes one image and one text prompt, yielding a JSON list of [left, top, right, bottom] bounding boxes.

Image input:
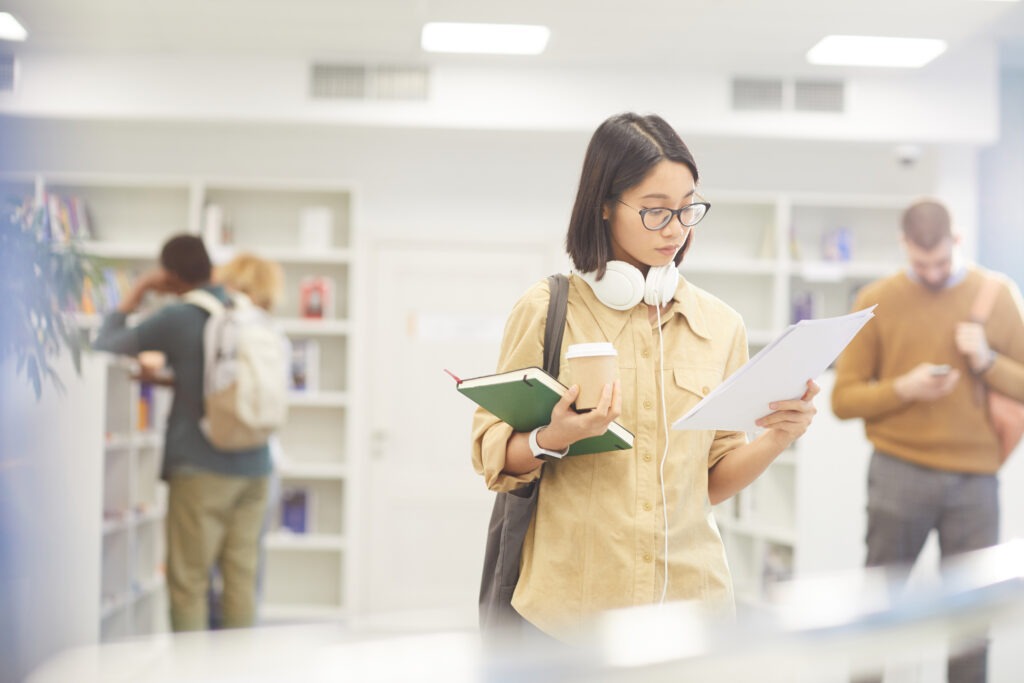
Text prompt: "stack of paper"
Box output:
[[672, 306, 876, 432]]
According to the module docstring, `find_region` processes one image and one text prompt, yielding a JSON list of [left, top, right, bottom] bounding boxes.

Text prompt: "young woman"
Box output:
[[471, 112, 819, 643], [209, 252, 288, 629]]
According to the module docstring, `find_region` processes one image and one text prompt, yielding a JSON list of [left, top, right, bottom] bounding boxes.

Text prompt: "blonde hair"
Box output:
[[215, 253, 284, 311]]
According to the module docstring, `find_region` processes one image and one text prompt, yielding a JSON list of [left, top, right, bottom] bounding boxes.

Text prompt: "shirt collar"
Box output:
[[569, 273, 712, 342], [904, 253, 968, 289]]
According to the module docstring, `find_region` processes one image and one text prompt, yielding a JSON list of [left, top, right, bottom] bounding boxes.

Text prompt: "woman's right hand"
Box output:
[[535, 380, 622, 452]]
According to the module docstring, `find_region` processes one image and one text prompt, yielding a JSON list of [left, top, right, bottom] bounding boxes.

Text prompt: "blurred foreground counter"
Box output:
[[27, 540, 1024, 683]]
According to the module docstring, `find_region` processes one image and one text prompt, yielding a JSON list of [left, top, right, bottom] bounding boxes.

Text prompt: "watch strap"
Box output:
[[529, 426, 569, 459]]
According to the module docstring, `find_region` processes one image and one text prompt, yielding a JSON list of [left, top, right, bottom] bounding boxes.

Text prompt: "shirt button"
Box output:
[[643, 553, 653, 563], [643, 502, 652, 511], [643, 453, 652, 462], [643, 400, 653, 409], [702, 386, 710, 396], [641, 350, 650, 359]]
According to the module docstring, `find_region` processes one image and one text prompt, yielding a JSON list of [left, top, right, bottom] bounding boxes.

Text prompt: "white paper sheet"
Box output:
[[672, 305, 876, 432]]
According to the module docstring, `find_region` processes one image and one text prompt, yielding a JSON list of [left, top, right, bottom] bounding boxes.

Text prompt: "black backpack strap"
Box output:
[[543, 274, 569, 378], [478, 273, 570, 635]]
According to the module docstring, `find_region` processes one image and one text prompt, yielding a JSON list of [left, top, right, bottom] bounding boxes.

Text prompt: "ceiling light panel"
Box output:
[[421, 22, 550, 55], [807, 35, 947, 68], [0, 12, 27, 42]]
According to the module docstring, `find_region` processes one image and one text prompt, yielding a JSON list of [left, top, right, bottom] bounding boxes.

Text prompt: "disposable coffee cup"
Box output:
[[566, 342, 618, 411]]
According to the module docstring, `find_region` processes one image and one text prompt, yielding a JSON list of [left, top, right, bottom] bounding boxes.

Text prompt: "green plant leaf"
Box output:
[[1, 197, 90, 400]]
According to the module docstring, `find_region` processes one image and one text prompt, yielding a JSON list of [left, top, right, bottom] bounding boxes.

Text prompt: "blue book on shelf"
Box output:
[[280, 488, 310, 533]]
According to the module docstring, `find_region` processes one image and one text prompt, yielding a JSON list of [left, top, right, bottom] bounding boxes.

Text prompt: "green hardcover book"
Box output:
[[452, 366, 634, 457]]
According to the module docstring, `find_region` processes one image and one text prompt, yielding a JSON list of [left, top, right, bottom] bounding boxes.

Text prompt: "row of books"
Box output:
[[79, 266, 335, 319], [81, 267, 137, 314], [46, 193, 94, 242]]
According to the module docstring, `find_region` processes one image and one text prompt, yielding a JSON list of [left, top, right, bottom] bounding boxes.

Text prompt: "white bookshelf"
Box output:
[[6, 173, 359, 627], [694, 190, 909, 607], [99, 357, 172, 641]]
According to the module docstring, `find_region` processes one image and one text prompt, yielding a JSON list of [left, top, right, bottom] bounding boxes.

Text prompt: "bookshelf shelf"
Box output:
[[81, 242, 170, 260], [699, 190, 913, 607], [265, 532, 346, 552], [287, 391, 349, 408], [98, 358, 172, 640], [684, 258, 777, 275], [277, 461, 347, 480], [278, 318, 351, 336]]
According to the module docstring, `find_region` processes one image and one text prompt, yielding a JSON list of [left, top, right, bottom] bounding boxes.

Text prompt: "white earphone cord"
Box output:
[[656, 303, 670, 604]]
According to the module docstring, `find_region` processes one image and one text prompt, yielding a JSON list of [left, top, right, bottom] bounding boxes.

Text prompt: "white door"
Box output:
[[363, 244, 549, 629]]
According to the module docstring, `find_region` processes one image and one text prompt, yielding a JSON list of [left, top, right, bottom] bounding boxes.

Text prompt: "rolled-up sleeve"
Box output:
[[471, 281, 549, 492]]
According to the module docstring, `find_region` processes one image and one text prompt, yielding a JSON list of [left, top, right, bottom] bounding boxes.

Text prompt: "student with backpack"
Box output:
[[94, 234, 284, 631], [207, 252, 290, 629]]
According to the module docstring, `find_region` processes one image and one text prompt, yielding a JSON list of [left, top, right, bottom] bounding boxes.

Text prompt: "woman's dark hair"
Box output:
[[566, 112, 698, 277], [160, 234, 212, 285]]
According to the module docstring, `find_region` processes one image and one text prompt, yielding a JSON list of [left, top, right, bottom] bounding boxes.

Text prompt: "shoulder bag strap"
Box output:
[[969, 274, 1002, 405], [543, 274, 569, 377], [970, 274, 1001, 324]]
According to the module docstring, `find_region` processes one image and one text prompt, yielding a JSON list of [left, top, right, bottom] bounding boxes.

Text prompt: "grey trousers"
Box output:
[[865, 451, 999, 683]]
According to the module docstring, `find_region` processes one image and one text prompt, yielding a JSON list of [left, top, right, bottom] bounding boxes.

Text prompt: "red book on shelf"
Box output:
[[299, 276, 335, 319]]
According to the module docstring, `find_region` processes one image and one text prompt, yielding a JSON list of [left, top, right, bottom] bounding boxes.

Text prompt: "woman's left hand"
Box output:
[[754, 379, 820, 448]]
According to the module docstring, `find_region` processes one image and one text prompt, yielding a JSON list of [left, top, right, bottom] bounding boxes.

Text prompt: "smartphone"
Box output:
[[930, 364, 952, 376]]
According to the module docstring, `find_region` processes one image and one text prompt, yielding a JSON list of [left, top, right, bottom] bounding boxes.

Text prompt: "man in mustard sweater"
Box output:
[[832, 199, 1024, 683]]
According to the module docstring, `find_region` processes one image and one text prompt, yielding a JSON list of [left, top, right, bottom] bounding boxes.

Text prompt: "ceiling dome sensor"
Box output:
[[894, 144, 923, 167]]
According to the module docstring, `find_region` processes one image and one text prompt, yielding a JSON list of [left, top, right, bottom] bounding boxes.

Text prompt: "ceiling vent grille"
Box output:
[[794, 79, 844, 112], [310, 63, 429, 101], [731, 78, 784, 111], [731, 76, 846, 113], [0, 54, 15, 92]]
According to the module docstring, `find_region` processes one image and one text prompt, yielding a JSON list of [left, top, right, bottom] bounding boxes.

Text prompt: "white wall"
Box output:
[[0, 45, 1000, 143]]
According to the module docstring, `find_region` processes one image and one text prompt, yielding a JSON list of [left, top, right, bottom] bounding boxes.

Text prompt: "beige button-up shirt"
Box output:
[[472, 274, 749, 642]]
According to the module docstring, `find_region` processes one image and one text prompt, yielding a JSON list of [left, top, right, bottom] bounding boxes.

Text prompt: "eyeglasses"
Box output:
[[617, 199, 711, 230]]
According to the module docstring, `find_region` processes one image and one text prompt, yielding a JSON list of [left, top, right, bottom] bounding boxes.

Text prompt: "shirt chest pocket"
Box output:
[[665, 366, 722, 423]]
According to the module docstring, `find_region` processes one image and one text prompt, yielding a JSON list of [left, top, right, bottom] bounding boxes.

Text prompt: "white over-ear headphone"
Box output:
[[576, 261, 679, 311]]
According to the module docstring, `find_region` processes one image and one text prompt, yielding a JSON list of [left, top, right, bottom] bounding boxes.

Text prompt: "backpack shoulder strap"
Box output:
[[183, 289, 226, 316], [543, 274, 569, 377], [970, 273, 1002, 325]]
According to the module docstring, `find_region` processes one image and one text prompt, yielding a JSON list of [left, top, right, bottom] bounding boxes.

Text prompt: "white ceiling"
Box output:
[[4, 0, 1024, 73]]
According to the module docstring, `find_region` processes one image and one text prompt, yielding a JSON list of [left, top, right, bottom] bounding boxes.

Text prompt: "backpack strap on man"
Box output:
[[970, 273, 1001, 325], [183, 289, 226, 316]]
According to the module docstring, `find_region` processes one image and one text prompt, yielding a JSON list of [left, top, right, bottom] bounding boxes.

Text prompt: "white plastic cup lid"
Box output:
[[565, 342, 617, 359]]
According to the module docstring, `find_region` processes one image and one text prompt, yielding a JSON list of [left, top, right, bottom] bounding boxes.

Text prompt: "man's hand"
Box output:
[[118, 268, 171, 314], [955, 322, 994, 373], [894, 362, 961, 402]]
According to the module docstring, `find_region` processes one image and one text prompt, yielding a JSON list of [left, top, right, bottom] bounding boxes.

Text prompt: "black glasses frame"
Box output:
[[617, 199, 711, 231]]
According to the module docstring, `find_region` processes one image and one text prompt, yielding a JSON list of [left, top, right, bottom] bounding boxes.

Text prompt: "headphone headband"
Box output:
[[577, 261, 679, 310]]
